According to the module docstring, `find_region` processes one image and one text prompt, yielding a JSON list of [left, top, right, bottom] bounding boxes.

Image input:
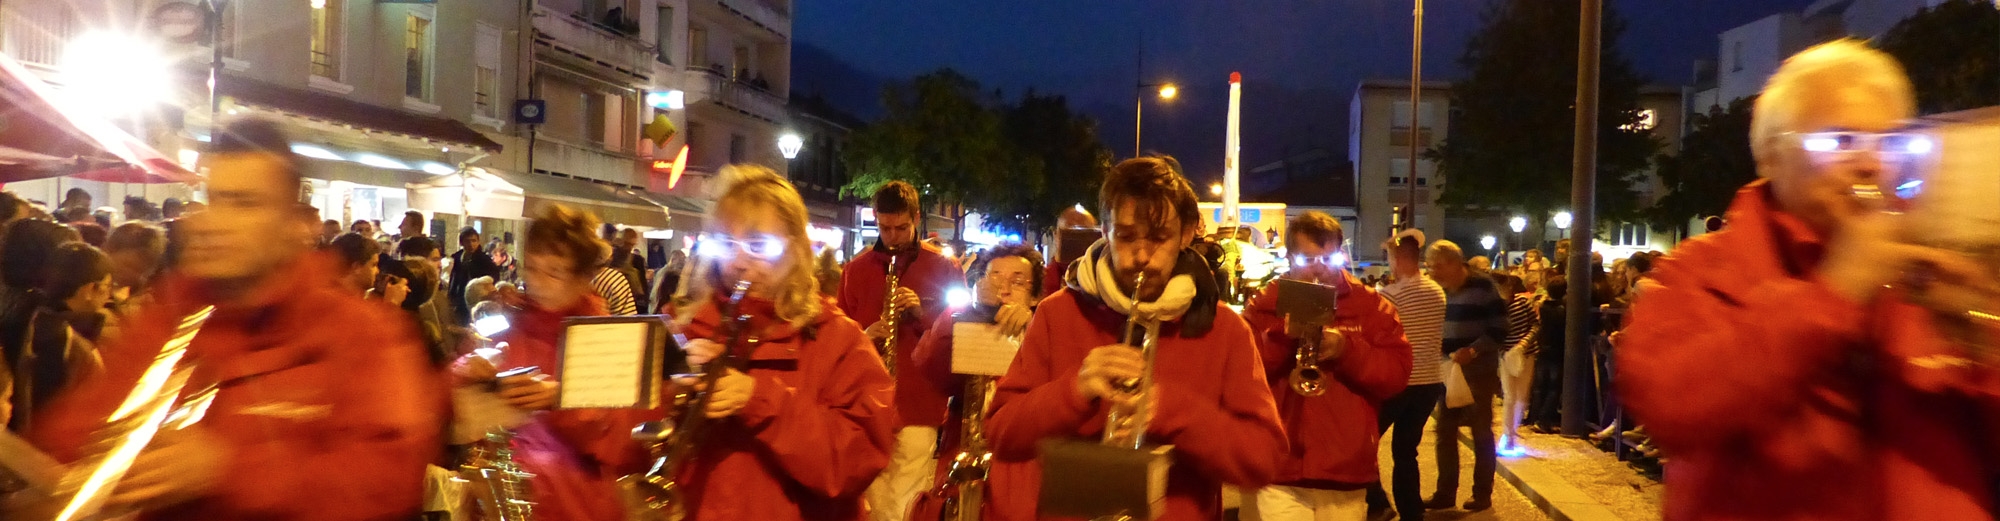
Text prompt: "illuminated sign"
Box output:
[[651, 145, 689, 189]]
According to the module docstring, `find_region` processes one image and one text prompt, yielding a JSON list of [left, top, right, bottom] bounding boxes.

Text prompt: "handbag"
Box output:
[[1443, 359, 1473, 408]]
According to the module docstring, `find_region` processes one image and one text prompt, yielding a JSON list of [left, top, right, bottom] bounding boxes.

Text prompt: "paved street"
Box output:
[[1375, 417, 1553, 521]]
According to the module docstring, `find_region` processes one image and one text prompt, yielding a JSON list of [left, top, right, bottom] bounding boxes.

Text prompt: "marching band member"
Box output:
[[670, 165, 897, 520], [986, 156, 1287, 520], [907, 242, 1043, 520], [26, 119, 445, 520], [1241, 212, 1412, 520], [840, 181, 961, 521]]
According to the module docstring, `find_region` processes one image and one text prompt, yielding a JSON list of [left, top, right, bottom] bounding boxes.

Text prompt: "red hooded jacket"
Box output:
[[985, 288, 1287, 521], [1242, 272, 1412, 489], [668, 293, 899, 521], [31, 253, 446, 521], [1619, 180, 2000, 521], [837, 245, 963, 427]]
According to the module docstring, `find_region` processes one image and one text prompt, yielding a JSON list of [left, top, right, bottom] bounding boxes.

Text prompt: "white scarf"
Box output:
[[1071, 240, 1198, 324]]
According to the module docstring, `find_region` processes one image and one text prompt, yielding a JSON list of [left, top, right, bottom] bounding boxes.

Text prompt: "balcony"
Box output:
[[533, 5, 654, 84], [1, 5, 75, 68], [710, 0, 790, 40], [530, 137, 647, 188], [689, 66, 784, 124]]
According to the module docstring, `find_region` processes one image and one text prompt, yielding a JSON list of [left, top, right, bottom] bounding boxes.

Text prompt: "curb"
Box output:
[[1457, 433, 1626, 521]]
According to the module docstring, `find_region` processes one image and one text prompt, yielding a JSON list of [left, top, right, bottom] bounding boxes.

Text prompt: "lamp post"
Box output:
[[1404, 0, 1425, 233], [778, 133, 803, 160], [1509, 215, 1527, 250], [1561, 0, 1604, 437], [1480, 235, 1496, 252], [1134, 82, 1177, 157]]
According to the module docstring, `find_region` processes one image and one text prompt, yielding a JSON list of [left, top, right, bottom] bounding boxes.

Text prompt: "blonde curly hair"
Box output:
[[673, 164, 822, 328]]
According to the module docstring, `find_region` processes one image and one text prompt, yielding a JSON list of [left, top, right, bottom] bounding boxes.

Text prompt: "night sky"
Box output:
[[793, 0, 1819, 186]]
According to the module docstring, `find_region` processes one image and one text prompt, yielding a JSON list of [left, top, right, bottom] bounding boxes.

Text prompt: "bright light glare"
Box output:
[[355, 154, 412, 170], [177, 149, 200, 170], [778, 133, 804, 159], [1803, 136, 1841, 153], [1897, 179, 1924, 191], [1158, 84, 1179, 100], [1480, 235, 1497, 251], [942, 246, 956, 258], [473, 315, 511, 337], [61, 31, 173, 116], [420, 162, 456, 175], [946, 288, 973, 308], [1553, 211, 1573, 230], [291, 145, 343, 160], [1210, 183, 1223, 196], [1509, 216, 1527, 233], [1905, 136, 1934, 155], [695, 239, 730, 259]]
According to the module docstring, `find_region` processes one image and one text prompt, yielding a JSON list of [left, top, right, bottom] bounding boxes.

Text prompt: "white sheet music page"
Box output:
[[559, 322, 651, 409], [952, 322, 1020, 376]]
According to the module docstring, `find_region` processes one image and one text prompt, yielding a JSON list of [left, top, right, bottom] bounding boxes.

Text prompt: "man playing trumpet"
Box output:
[[985, 156, 1287, 521], [1241, 212, 1412, 520]]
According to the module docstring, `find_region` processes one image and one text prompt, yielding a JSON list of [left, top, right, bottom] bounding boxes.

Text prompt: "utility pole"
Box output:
[[1404, 0, 1424, 232], [1561, 0, 1603, 436]]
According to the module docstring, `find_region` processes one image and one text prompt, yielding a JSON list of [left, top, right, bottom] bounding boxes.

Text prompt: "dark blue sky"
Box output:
[[793, 0, 1817, 185]]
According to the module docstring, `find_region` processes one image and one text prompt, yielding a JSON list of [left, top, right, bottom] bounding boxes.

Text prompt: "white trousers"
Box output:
[[865, 426, 939, 521], [1247, 485, 1368, 521]]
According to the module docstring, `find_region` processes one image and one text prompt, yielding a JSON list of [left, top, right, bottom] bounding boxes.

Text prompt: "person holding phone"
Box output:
[[667, 164, 896, 520]]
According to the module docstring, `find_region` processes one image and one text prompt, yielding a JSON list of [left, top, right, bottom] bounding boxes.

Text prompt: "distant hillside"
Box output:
[[792, 42, 891, 121]]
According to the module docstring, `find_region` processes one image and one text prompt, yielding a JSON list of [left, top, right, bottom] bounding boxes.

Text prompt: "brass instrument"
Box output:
[[879, 253, 903, 378], [934, 375, 996, 521], [1039, 274, 1172, 521], [28, 305, 217, 521], [460, 429, 535, 521], [619, 280, 756, 521], [1276, 279, 1341, 397]]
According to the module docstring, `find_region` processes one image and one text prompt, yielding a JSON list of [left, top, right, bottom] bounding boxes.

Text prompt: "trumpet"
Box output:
[[460, 429, 535, 521], [1103, 287, 1161, 450], [1289, 334, 1328, 397], [1275, 278, 1341, 397], [619, 280, 757, 521], [879, 253, 903, 378], [1037, 274, 1173, 521]]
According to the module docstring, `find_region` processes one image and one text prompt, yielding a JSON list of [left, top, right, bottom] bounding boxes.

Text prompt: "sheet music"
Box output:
[[952, 323, 1021, 376], [559, 322, 651, 409], [1909, 123, 2000, 249]]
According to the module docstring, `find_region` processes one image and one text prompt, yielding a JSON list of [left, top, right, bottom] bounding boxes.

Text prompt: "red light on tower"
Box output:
[[1230, 71, 1241, 84]]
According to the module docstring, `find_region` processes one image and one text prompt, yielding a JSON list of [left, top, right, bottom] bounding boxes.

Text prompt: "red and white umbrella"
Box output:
[[0, 51, 197, 184]]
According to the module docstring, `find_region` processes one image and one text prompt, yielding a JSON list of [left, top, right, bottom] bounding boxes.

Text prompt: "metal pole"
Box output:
[[208, 0, 225, 138], [1134, 40, 1143, 158], [1560, 0, 1602, 436], [1134, 94, 1143, 158], [1405, 0, 1423, 232]]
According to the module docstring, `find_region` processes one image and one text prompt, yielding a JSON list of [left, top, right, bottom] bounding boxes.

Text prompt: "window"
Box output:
[[310, 0, 341, 78], [728, 134, 746, 163], [1390, 101, 1437, 146], [732, 46, 751, 79], [655, 6, 673, 65], [404, 12, 433, 100], [584, 92, 607, 145], [474, 23, 502, 118], [1388, 158, 1430, 186], [1621, 109, 1657, 131], [1614, 223, 1649, 246], [1731, 41, 1744, 72], [689, 26, 709, 70]]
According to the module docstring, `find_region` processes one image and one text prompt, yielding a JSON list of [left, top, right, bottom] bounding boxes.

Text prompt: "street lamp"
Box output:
[[1134, 82, 1177, 157], [1480, 235, 1497, 252], [1209, 182, 1223, 197], [60, 31, 173, 117], [1554, 211, 1574, 230], [1404, 0, 1426, 234], [1509, 215, 1527, 251], [777, 133, 803, 160]]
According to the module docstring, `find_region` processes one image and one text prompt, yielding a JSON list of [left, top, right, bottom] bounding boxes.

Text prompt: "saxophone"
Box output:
[[460, 429, 535, 521], [878, 253, 903, 378], [619, 280, 756, 521], [935, 375, 995, 521]]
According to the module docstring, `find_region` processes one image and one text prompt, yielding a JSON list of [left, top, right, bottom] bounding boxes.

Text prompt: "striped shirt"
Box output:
[[591, 267, 638, 316], [1505, 294, 1540, 348], [1442, 275, 1510, 357], [1380, 275, 1448, 385]]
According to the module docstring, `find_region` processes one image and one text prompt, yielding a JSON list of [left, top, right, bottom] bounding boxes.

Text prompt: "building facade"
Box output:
[[1348, 80, 1450, 264]]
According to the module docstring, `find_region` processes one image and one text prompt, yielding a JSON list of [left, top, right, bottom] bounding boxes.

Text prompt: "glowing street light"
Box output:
[[778, 133, 803, 159], [60, 31, 174, 117], [1158, 84, 1179, 100], [1553, 211, 1574, 230], [1509, 216, 1527, 234], [1210, 183, 1223, 196], [1480, 235, 1497, 251]]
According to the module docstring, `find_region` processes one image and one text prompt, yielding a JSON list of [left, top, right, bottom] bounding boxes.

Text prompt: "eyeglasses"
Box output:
[[695, 235, 787, 260], [1790, 131, 1935, 158], [1291, 251, 1348, 269]]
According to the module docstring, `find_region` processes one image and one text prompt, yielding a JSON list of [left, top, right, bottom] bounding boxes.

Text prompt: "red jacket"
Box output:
[[1242, 273, 1412, 489], [669, 293, 898, 521], [986, 289, 1287, 521], [837, 245, 963, 427], [31, 254, 446, 521], [492, 294, 663, 521], [1619, 180, 2000, 521]]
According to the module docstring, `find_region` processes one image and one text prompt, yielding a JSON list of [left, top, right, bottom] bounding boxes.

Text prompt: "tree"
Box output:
[[842, 69, 1011, 232], [1430, 0, 1659, 228], [988, 91, 1112, 239], [1877, 0, 2000, 115], [1644, 97, 1756, 237]]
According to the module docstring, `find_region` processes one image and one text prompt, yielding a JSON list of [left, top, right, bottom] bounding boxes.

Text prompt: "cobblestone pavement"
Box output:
[[1374, 417, 1552, 521]]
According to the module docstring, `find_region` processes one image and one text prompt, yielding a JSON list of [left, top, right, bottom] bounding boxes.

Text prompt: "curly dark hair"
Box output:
[[1099, 156, 1201, 234], [968, 241, 1046, 299], [525, 204, 608, 278]]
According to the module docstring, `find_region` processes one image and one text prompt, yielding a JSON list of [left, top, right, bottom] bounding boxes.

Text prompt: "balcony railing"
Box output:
[[1, 4, 76, 68], [714, 0, 790, 40], [531, 137, 646, 187], [533, 5, 654, 83], [690, 66, 784, 124]]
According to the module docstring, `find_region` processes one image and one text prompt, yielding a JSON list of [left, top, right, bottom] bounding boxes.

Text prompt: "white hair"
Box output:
[[1427, 239, 1464, 264], [1750, 39, 1915, 160]]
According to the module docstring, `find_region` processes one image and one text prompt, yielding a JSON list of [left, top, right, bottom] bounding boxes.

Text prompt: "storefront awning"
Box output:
[[407, 170, 527, 221], [220, 76, 503, 153], [418, 168, 671, 227], [0, 52, 197, 184]]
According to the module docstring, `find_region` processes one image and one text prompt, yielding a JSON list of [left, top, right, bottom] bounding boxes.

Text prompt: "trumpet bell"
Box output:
[[616, 474, 683, 521], [1289, 367, 1327, 397]]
